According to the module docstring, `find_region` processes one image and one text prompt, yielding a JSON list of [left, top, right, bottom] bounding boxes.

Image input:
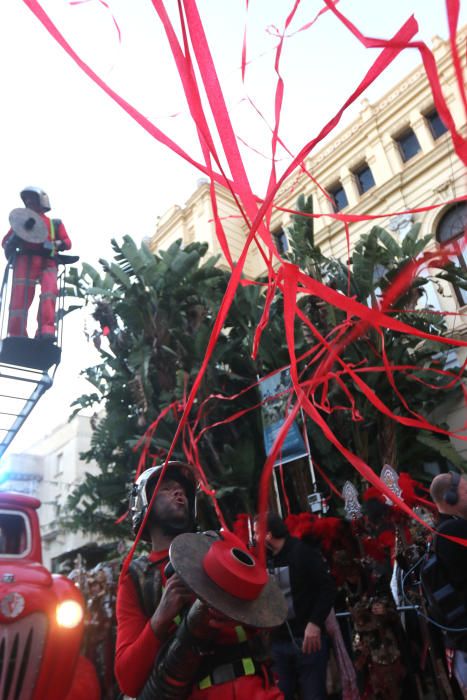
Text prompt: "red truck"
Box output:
[[0, 491, 100, 700]]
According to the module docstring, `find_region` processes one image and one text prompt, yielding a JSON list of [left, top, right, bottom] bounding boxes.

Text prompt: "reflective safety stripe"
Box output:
[[198, 657, 255, 690], [235, 625, 247, 642], [242, 657, 255, 676], [198, 676, 212, 690], [15, 278, 35, 285], [49, 219, 55, 256]]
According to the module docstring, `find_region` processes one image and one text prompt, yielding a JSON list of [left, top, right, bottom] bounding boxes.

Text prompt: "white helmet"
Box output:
[[20, 186, 51, 212], [129, 462, 197, 542]]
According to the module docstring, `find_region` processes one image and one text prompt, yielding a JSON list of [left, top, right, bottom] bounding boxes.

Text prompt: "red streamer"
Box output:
[[22, 0, 467, 557]]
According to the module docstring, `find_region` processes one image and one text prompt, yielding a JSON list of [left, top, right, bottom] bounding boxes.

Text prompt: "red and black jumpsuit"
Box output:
[[115, 549, 282, 700], [2, 215, 72, 338]]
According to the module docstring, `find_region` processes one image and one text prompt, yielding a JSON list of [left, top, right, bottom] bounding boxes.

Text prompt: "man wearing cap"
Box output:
[[115, 463, 284, 700], [429, 472, 467, 697], [3, 186, 72, 339]]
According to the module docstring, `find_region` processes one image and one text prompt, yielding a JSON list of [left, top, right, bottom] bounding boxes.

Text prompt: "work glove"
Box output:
[[4, 235, 21, 260], [43, 240, 65, 252]]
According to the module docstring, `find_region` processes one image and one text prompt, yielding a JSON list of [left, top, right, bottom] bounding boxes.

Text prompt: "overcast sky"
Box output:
[[0, 0, 465, 456]]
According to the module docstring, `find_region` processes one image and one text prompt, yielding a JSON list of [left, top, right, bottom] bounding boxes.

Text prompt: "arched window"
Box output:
[[436, 202, 467, 305]]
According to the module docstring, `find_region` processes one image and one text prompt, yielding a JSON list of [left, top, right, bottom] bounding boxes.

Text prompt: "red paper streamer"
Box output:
[[68, 0, 122, 43], [22, 0, 467, 558]]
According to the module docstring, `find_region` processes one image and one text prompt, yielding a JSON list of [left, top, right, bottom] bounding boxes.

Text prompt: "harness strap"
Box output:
[[48, 219, 63, 257], [128, 555, 167, 618], [198, 657, 257, 689]]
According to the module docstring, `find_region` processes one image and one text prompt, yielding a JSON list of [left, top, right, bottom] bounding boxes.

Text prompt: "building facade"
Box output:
[[150, 28, 467, 457], [151, 30, 466, 277]]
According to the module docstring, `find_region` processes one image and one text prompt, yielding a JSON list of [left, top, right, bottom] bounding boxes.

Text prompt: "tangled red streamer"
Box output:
[[21, 0, 467, 563]]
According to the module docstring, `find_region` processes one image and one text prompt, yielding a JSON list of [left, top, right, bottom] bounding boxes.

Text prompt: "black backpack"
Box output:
[[420, 550, 467, 629], [420, 521, 467, 644]]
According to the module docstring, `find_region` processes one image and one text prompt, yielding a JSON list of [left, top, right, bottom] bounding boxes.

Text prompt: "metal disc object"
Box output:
[[9, 208, 47, 243], [169, 532, 287, 629]]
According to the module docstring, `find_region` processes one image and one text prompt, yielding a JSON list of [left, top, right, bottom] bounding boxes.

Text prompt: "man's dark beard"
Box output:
[[157, 513, 191, 536]]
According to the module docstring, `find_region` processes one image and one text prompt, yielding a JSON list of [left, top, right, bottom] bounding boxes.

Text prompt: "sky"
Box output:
[[0, 0, 465, 456]]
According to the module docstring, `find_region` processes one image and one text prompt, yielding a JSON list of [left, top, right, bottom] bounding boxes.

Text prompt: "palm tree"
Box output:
[[63, 207, 467, 538]]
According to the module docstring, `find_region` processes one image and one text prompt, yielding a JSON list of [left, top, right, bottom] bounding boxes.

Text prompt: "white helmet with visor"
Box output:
[[20, 186, 51, 212], [129, 461, 197, 542]]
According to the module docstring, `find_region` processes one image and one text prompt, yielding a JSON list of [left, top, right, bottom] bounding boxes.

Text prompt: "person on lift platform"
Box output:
[[3, 186, 72, 341]]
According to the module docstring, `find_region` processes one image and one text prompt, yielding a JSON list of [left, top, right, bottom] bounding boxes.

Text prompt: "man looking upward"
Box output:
[[116, 464, 283, 700]]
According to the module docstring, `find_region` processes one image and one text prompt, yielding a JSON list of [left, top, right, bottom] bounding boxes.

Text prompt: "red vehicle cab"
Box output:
[[0, 492, 88, 700]]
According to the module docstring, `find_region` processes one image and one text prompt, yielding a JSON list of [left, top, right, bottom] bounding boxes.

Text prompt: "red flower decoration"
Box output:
[[232, 513, 250, 545], [362, 486, 386, 503]]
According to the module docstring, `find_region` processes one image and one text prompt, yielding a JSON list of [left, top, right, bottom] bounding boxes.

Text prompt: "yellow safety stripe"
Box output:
[[235, 625, 247, 642], [242, 657, 255, 676], [198, 676, 212, 690], [198, 657, 255, 690], [49, 219, 56, 257]]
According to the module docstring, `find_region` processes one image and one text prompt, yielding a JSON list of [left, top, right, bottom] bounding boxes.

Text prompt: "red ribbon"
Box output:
[[24, 0, 467, 557]]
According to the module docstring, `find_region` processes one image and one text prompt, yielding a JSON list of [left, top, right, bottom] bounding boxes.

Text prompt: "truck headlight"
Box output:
[[56, 600, 83, 628]]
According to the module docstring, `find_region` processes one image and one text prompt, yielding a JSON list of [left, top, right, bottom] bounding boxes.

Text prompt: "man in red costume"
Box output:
[[115, 462, 283, 700], [3, 186, 72, 339]]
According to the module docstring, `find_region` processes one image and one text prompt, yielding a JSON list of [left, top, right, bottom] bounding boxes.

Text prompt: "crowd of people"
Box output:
[[67, 465, 466, 700], [4, 186, 465, 699], [65, 557, 118, 700]]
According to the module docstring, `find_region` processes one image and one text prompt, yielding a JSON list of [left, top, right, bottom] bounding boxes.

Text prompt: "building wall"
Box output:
[[151, 181, 263, 278], [149, 28, 467, 461], [151, 31, 466, 282], [0, 453, 43, 496], [0, 415, 103, 569], [272, 32, 466, 265]]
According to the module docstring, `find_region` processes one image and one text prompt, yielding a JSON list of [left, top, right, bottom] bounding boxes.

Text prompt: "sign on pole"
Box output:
[[258, 368, 308, 467]]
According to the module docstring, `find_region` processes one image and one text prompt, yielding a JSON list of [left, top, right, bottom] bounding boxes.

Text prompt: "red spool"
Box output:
[[202, 532, 268, 601]]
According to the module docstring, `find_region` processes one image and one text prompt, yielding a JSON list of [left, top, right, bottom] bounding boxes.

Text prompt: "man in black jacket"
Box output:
[[430, 472, 467, 698], [256, 513, 336, 700]]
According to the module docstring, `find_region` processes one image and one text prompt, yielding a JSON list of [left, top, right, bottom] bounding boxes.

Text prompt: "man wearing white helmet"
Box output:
[[115, 462, 284, 700], [2, 186, 72, 339], [115, 462, 198, 698]]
